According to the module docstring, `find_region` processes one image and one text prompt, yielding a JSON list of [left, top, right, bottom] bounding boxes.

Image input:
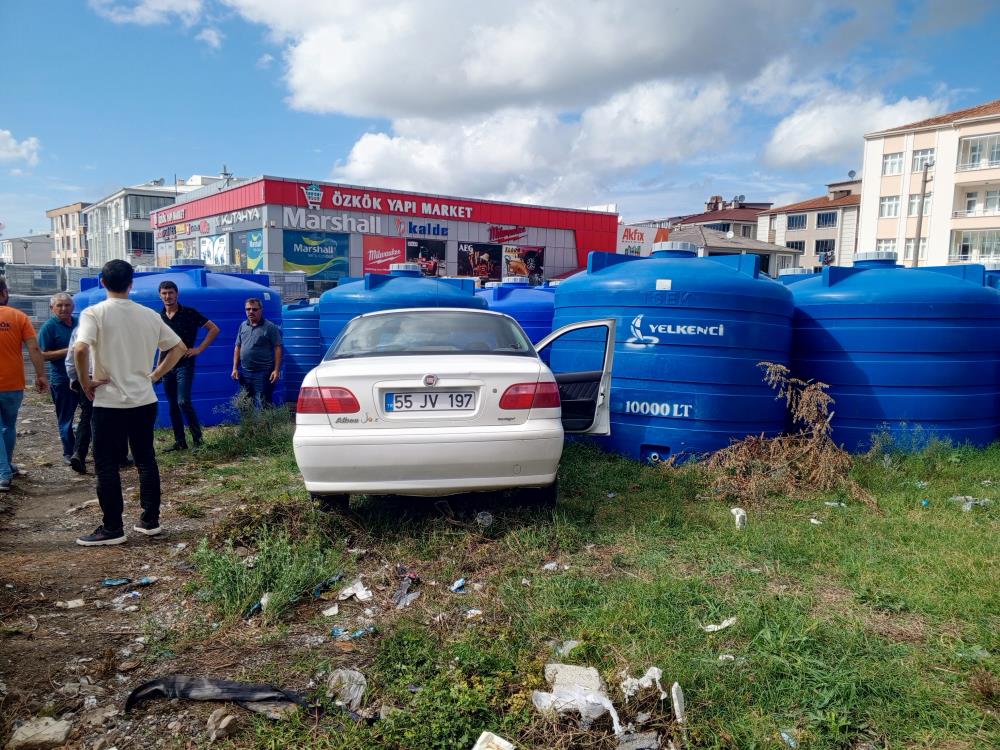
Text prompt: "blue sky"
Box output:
[[1, 0, 998, 238]]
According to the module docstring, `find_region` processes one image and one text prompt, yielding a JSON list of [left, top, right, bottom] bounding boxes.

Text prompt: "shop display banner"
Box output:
[[283, 231, 349, 280], [502, 245, 545, 284], [406, 238, 446, 277], [199, 234, 230, 265], [363, 235, 405, 273], [234, 230, 265, 271], [457, 242, 501, 281]]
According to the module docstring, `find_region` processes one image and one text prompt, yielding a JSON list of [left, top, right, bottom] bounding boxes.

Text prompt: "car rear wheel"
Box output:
[[312, 493, 351, 513]]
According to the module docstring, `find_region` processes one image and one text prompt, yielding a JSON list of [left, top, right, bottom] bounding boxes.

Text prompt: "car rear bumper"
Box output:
[[293, 420, 564, 496]]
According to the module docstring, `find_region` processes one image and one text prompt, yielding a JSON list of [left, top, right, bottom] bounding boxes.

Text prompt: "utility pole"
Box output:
[[912, 159, 935, 268]]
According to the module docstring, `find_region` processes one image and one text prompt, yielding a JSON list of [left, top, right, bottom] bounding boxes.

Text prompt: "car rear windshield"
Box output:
[[327, 311, 536, 359]]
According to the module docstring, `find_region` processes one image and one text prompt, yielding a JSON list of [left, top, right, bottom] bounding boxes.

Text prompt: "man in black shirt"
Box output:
[[158, 281, 220, 451]]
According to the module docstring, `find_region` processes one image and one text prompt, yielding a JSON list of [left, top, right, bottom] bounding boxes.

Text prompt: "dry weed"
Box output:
[[701, 363, 877, 509]]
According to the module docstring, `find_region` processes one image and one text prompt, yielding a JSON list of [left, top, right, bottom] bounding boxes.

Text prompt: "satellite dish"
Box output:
[[848, 170, 857, 179], [737, 194, 745, 202], [726, 230, 735, 239]]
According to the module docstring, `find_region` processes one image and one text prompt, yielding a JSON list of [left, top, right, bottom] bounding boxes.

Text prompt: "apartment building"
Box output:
[[46, 202, 91, 267], [0, 234, 55, 264], [757, 180, 861, 270], [858, 98, 1000, 266], [85, 175, 220, 267], [632, 195, 771, 239]]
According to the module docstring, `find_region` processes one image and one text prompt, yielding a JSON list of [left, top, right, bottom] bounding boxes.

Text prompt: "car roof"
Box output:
[[352, 307, 511, 321]]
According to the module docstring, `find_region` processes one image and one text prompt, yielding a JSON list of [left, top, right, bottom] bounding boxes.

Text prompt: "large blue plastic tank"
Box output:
[[778, 267, 819, 285], [318, 263, 487, 347], [74, 263, 283, 426], [476, 276, 555, 343], [282, 300, 323, 403], [789, 252, 1000, 451], [550, 244, 794, 462]]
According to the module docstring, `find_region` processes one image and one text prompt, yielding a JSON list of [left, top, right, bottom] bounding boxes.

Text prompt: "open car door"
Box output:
[[535, 318, 615, 435]]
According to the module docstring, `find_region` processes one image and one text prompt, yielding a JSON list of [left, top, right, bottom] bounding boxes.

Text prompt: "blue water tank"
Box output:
[[282, 300, 323, 403], [789, 252, 1000, 451], [550, 244, 794, 462], [318, 263, 487, 347], [777, 267, 819, 285], [74, 263, 283, 426], [476, 276, 555, 343]]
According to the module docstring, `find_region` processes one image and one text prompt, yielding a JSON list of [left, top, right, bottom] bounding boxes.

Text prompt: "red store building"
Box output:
[[150, 176, 619, 288]]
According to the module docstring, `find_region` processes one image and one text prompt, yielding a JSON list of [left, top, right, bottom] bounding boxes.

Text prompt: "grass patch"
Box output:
[[175, 500, 207, 519], [198, 399, 295, 461]]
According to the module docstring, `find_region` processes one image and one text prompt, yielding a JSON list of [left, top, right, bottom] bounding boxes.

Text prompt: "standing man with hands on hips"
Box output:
[[158, 280, 220, 452], [74, 260, 187, 547]]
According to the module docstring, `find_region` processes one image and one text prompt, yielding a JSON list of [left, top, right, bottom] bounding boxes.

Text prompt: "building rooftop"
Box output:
[[867, 97, 1000, 137], [675, 207, 768, 225], [668, 225, 802, 254], [760, 193, 860, 216]]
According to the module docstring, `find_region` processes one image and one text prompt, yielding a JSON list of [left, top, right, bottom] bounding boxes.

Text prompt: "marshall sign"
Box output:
[[283, 207, 382, 234]]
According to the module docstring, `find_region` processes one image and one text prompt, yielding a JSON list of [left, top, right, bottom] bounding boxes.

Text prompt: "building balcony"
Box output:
[[953, 165, 1000, 184], [952, 207, 1000, 218]]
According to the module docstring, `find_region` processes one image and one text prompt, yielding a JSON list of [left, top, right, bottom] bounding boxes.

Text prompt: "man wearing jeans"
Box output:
[[231, 297, 282, 408], [158, 280, 220, 452], [74, 260, 187, 547], [37, 293, 78, 465], [0, 277, 48, 492]]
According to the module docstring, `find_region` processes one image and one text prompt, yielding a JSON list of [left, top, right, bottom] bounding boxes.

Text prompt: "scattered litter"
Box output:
[[542, 561, 569, 571], [700, 616, 737, 633], [239, 699, 300, 719], [348, 625, 376, 640], [124, 676, 310, 713], [555, 640, 580, 657], [620, 666, 666, 702], [449, 578, 467, 593], [56, 599, 86, 609], [617, 731, 660, 750], [471, 731, 515, 750], [6, 717, 72, 749], [119, 659, 141, 672], [135, 576, 158, 586], [982, 479, 994, 486], [474, 511, 494, 529], [671, 681, 685, 726], [718, 654, 735, 662], [921, 499, 930, 507], [347, 547, 368, 555], [521, 577, 531, 586], [102, 578, 132, 587], [312, 573, 344, 599], [392, 573, 421, 609], [465, 609, 483, 620], [779, 730, 798, 748], [321, 604, 340, 617], [207, 707, 238, 742], [809, 517, 823, 525], [730, 507, 747, 528], [326, 669, 367, 711], [607, 492, 616, 498], [823, 502, 846, 508], [947, 495, 993, 511], [914, 480, 929, 488], [338, 579, 373, 602], [957, 645, 991, 660], [532, 663, 624, 736], [330, 626, 347, 639]]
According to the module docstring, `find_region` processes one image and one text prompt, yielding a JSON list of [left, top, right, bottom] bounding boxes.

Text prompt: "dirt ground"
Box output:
[[0, 390, 229, 749]]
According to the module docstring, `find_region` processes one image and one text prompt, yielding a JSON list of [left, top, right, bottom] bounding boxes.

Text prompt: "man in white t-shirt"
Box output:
[[73, 260, 187, 546]]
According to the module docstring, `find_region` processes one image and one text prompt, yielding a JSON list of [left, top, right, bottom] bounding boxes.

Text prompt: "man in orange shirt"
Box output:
[[0, 277, 48, 492]]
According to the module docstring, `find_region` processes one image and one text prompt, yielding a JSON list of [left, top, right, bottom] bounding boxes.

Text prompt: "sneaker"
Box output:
[[63, 456, 73, 466], [162, 444, 187, 453], [70, 456, 87, 474], [76, 526, 127, 546], [0, 479, 10, 492], [133, 522, 163, 536], [12, 464, 27, 477]]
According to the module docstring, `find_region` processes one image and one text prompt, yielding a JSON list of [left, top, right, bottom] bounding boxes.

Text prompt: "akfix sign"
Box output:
[[617, 225, 654, 257]]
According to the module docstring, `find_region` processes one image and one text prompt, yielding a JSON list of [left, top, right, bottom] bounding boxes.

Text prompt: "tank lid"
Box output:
[[778, 267, 813, 276], [544, 279, 562, 287], [982, 261, 1000, 270], [501, 275, 530, 285], [651, 240, 698, 258], [483, 281, 501, 288], [389, 262, 422, 276], [171, 259, 206, 269], [852, 251, 898, 265]]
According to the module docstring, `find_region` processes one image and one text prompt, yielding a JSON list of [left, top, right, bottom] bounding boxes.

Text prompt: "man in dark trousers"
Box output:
[[74, 260, 187, 547], [158, 280, 220, 451], [37, 292, 78, 465], [231, 297, 282, 408]]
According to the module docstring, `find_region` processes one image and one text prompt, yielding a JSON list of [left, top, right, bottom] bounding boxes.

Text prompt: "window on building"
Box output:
[[882, 152, 903, 175], [904, 238, 927, 260], [952, 229, 1000, 261], [816, 211, 838, 228], [912, 148, 935, 171], [815, 239, 836, 264], [784, 241, 805, 251], [957, 133, 1000, 170], [128, 231, 154, 252], [876, 238, 897, 254], [966, 192, 979, 214], [704, 222, 731, 232], [787, 214, 807, 230], [741, 225, 753, 237], [879, 196, 900, 218], [986, 190, 1000, 214], [907, 192, 932, 216]]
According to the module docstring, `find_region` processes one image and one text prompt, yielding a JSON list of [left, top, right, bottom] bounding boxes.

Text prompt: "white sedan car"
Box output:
[[293, 308, 615, 509]]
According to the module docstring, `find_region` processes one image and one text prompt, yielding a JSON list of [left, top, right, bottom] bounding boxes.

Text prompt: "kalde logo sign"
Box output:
[[489, 225, 526, 244], [395, 218, 448, 237]]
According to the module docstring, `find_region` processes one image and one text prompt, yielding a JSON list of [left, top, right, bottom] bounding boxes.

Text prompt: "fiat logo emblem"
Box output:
[[423, 374, 438, 387]]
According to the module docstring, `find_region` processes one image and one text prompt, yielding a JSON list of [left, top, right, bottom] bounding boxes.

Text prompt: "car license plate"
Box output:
[[384, 391, 475, 412]]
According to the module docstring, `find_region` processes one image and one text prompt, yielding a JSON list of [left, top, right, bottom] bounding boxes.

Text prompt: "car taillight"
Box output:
[[499, 381, 561, 410], [297, 386, 360, 414]]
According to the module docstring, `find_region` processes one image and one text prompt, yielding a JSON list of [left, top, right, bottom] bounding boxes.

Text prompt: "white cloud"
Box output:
[[256, 52, 274, 68], [9, 168, 25, 177], [196, 27, 223, 49], [764, 92, 947, 168], [0, 129, 40, 166], [89, 0, 203, 26]]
